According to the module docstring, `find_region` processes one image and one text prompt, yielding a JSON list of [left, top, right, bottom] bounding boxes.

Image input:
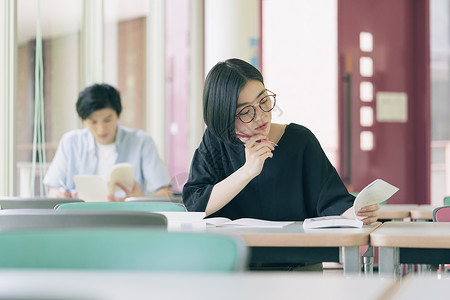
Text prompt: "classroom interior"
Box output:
[[0, 0, 450, 298], [0, 0, 450, 205], [1, 0, 448, 204]]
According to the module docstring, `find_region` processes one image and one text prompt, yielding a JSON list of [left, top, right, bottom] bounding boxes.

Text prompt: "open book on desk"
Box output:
[[203, 217, 294, 228], [73, 163, 134, 202], [303, 179, 399, 229]]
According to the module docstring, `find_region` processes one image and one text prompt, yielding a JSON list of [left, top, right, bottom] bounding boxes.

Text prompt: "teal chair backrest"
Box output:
[[55, 201, 186, 212], [0, 197, 83, 209], [444, 196, 450, 206], [0, 229, 248, 271]]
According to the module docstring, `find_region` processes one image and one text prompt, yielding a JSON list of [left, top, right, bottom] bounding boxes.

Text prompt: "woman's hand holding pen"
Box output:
[[240, 134, 275, 178]]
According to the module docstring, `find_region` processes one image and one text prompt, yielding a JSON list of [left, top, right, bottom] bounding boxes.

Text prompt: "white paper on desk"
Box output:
[[157, 212, 206, 223], [204, 217, 293, 228], [353, 179, 399, 216]]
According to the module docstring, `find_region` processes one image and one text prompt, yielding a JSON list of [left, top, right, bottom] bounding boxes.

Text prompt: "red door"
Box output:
[[337, 0, 430, 204]]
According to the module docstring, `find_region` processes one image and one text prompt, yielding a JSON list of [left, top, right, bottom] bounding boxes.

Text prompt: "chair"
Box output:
[[55, 201, 186, 212], [432, 206, 450, 222], [126, 195, 183, 204], [0, 197, 83, 209], [0, 228, 248, 271], [0, 209, 167, 231], [444, 196, 450, 206]]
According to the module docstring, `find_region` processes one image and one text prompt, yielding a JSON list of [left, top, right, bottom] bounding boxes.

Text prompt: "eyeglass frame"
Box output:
[[235, 89, 277, 123]]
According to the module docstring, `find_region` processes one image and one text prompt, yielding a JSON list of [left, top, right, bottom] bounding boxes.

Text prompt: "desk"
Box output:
[[410, 204, 439, 221], [385, 274, 450, 300], [370, 222, 450, 277], [0, 270, 396, 300], [378, 204, 418, 221], [207, 221, 381, 275]]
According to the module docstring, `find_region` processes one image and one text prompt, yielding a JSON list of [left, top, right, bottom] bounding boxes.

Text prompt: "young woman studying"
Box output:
[[183, 58, 379, 223], [44, 83, 172, 201]]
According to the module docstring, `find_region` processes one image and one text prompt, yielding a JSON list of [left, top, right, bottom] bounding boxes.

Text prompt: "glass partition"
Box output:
[[17, 0, 82, 196], [15, 0, 192, 196]]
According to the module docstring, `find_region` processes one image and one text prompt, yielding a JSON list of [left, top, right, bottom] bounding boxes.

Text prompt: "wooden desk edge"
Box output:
[[410, 207, 435, 220], [241, 222, 381, 247], [378, 212, 411, 219], [378, 204, 419, 220], [409, 211, 432, 220], [370, 222, 450, 248]]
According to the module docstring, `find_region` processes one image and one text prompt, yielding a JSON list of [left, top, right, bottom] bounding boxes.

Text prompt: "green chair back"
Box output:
[[0, 209, 167, 231], [0, 229, 247, 271], [0, 197, 83, 209], [55, 201, 186, 212], [444, 196, 450, 206]]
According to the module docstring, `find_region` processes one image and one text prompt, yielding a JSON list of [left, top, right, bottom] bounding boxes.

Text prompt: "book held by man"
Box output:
[[303, 179, 399, 229], [73, 163, 134, 202]]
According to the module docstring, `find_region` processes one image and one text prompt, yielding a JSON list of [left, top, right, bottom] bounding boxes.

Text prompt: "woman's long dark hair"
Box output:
[[203, 58, 264, 145]]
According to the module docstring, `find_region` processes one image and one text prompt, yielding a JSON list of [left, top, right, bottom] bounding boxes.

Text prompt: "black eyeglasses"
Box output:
[[235, 90, 277, 123]]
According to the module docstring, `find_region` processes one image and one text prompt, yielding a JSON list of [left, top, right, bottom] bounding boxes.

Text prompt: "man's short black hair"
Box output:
[[76, 83, 122, 120], [203, 58, 264, 145]]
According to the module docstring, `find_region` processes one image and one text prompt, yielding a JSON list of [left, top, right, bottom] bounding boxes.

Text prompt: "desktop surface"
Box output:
[[0, 269, 396, 300], [207, 221, 381, 247]]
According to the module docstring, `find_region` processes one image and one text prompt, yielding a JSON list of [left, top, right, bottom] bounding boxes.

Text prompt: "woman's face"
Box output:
[[234, 80, 272, 140], [83, 108, 119, 145]]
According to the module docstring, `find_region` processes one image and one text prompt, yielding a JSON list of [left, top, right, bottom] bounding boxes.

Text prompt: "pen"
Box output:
[[59, 179, 72, 195]]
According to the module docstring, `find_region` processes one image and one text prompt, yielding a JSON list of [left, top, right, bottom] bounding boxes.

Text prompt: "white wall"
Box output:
[[262, 0, 338, 165], [205, 0, 260, 72]]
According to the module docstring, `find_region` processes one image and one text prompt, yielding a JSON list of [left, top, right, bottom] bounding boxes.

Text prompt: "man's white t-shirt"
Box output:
[[96, 142, 127, 197], [96, 142, 117, 179]]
